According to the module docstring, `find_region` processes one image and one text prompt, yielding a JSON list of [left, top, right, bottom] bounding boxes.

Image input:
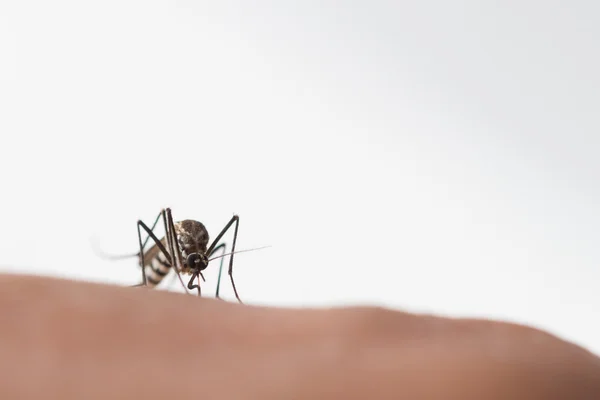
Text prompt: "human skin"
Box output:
[[0, 274, 598, 399]]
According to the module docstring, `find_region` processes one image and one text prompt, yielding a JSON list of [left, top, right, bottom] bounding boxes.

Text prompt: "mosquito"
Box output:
[[97, 208, 256, 303]]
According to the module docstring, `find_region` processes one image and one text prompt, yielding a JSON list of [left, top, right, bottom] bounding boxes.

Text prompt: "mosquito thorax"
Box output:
[[186, 253, 209, 271], [175, 220, 210, 254]]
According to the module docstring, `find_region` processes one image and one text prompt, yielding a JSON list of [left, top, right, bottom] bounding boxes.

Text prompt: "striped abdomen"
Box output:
[[141, 238, 173, 287]]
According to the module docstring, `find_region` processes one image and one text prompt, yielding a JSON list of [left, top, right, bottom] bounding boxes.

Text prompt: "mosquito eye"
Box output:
[[186, 253, 207, 270]]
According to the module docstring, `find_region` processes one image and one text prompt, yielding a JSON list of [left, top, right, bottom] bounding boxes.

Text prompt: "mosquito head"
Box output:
[[186, 252, 209, 271]]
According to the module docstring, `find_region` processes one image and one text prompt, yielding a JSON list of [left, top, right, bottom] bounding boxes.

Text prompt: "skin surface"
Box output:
[[0, 274, 598, 399]]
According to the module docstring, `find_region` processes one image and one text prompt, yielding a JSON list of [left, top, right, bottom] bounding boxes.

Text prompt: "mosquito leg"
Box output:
[[165, 209, 185, 270], [135, 218, 173, 287], [187, 271, 201, 297], [209, 242, 227, 299], [136, 220, 148, 287], [164, 208, 191, 294], [142, 211, 163, 251], [130, 210, 165, 287], [206, 215, 242, 303]]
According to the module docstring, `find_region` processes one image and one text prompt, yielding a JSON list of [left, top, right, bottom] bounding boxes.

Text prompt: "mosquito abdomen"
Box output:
[[141, 240, 172, 287]]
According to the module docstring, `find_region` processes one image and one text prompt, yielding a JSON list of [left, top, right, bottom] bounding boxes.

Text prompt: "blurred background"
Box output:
[[1, 2, 599, 353]]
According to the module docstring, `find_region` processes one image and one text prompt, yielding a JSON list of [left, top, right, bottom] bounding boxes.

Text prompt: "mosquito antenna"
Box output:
[[89, 236, 139, 260], [208, 245, 271, 262]]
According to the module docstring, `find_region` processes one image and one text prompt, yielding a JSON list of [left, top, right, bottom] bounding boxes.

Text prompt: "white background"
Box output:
[[1, 2, 599, 353]]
